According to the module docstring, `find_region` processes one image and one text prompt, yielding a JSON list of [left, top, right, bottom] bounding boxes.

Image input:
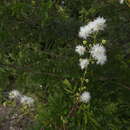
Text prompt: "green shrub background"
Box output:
[[0, 0, 130, 129]]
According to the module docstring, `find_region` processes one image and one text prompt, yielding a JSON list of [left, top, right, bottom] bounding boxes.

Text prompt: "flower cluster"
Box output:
[[76, 17, 107, 69], [75, 16, 107, 104], [20, 95, 34, 106], [75, 43, 107, 69], [9, 90, 34, 106], [90, 44, 107, 65], [79, 17, 106, 39], [9, 90, 21, 100], [80, 91, 91, 103]]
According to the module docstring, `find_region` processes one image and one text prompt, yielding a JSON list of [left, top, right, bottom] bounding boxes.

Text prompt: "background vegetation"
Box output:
[[0, 0, 130, 129]]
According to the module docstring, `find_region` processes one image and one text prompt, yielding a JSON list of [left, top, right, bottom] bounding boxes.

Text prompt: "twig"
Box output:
[[67, 102, 80, 118]]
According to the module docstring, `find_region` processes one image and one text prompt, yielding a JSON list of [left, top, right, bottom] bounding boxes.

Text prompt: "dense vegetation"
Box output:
[[0, 0, 130, 129]]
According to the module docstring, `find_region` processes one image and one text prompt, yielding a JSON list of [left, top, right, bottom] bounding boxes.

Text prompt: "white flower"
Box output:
[[90, 44, 107, 65], [80, 91, 91, 103], [119, 0, 124, 4], [40, 85, 43, 88], [79, 17, 106, 39], [9, 90, 21, 100], [96, 54, 107, 65], [75, 45, 86, 56], [79, 25, 92, 39], [91, 17, 106, 32], [20, 95, 34, 106], [79, 58, 89, 69]]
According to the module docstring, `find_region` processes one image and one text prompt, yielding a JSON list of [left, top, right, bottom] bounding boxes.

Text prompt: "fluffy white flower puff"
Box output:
[[79, 17, 106, 39], [120, 0, 124, 4], [79, 58, 89, 69], [9, 90, 21, 100], [90, 44, 107, 65], [20, 95, 34, 106], [80, 91, 91, 103], [75, 45, 86, 56]]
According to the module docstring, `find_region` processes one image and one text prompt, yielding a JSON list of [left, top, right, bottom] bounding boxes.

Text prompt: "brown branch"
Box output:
[[67, 102, 80, 118]]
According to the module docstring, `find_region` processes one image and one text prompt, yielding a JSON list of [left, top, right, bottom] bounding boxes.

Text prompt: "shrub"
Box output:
[[0, 0, 130, 129]]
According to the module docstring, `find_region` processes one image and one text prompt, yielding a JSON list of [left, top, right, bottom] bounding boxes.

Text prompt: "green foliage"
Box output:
[[0, 0, 129, 129]]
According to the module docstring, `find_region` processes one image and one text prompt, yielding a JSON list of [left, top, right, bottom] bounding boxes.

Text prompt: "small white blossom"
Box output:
[[79, 25, 91, 39], [79, 58, 89, 69], [9, 90, 21, 100], [75, 45, 86, 56], [20, 95, 34, 106], [119, 0, 124, 4], [96, 54, 107, 65], [80, 91, 91, 103], [91, 17, 106, 32], [79, 17, 106, 39], [40, 85, 43, 88], [90, 44, 107, 65]]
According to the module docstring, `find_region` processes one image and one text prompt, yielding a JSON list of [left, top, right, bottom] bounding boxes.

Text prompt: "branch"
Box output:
[[67, 102, 80, 118]]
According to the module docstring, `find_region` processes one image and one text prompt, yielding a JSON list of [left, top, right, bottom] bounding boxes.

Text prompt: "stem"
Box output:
[[67, 102, 80, 118], [81, 69, 87, 88], [93, 32, 97, 44]]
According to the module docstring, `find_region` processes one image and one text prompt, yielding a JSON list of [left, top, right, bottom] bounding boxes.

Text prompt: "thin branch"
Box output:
[[67, 102, 80, 118]]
